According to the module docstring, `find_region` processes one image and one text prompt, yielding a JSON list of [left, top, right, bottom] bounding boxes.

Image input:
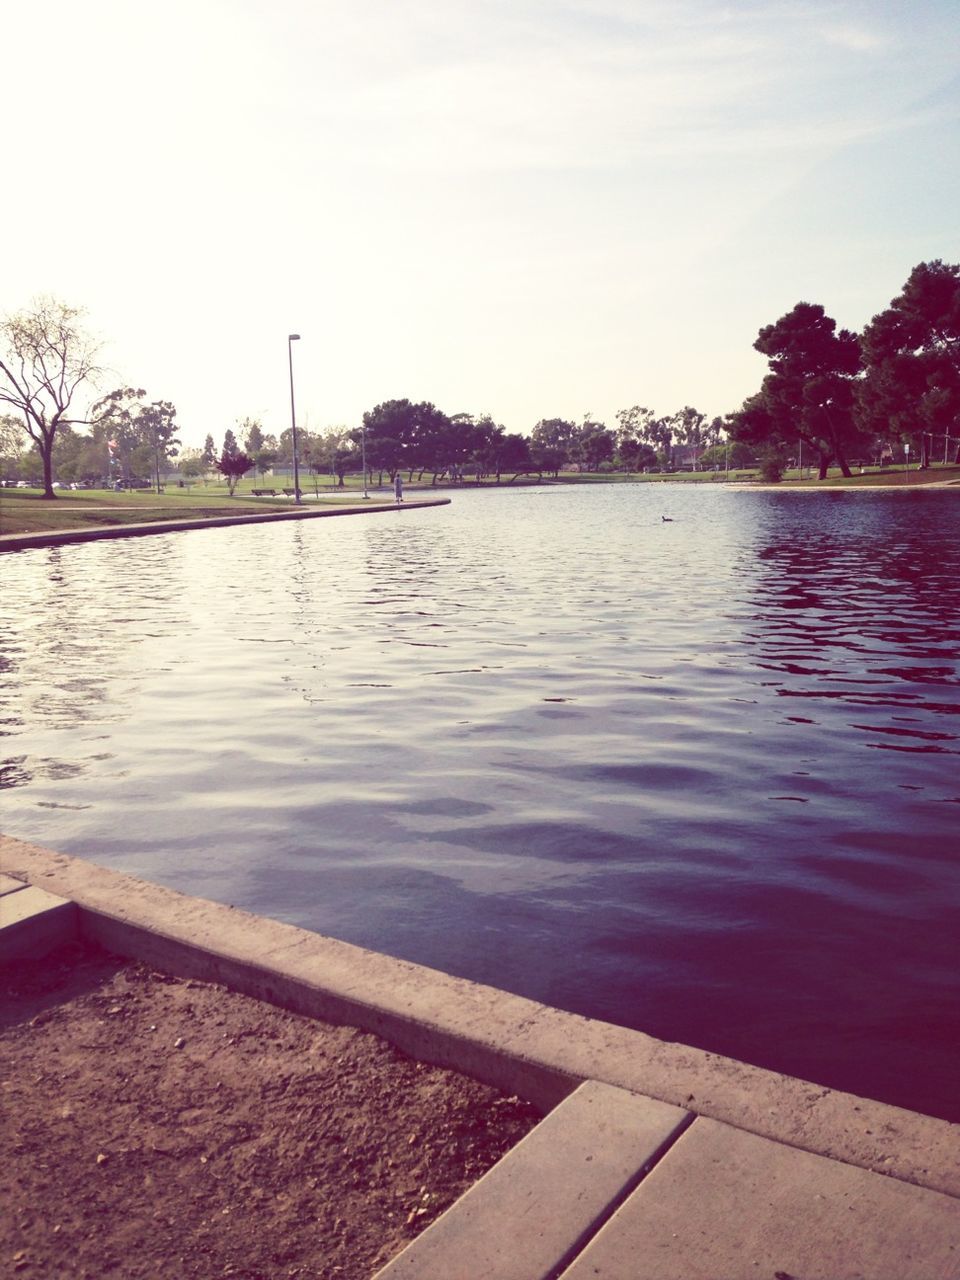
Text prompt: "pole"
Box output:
[[798, 436, 802, 480], [361, 421, 369, 498], [288, 334, 301, 506]]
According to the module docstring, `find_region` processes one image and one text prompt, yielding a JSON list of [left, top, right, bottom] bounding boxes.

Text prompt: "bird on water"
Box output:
[[661, 515, 673, 522]]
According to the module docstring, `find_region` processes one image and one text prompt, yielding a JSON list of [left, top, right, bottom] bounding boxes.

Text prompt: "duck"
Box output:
[[661, 515, 673, 522]]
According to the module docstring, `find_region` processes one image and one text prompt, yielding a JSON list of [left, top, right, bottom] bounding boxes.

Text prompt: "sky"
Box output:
[[4, 0, 959, 450]]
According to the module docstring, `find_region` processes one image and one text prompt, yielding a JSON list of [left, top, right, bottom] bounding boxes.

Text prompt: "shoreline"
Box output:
[[4, 835, 958, 1200], [0, 496, 450, 553]]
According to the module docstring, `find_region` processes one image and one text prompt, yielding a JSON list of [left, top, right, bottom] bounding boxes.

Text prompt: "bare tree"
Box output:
[[0, 297, 102, 498]]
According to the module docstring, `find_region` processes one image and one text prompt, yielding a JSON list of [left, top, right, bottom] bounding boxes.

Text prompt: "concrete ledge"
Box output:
[[0, 873, 28, 896], [0, 881, 78, 962], [374, 1081, 691, 1280], [2, 835, 958, 1200], [0, 497, 450, 553], [560, 1117, 960, 1280]]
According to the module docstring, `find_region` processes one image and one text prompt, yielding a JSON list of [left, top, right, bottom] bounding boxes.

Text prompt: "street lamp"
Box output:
[[361, 420, 369, 499], [288, 333, 301, 506]]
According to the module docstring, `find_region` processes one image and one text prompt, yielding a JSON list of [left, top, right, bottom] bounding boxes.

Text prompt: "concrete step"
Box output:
[[0, 883, 77, 962], [559, 1115, 960, 1279], [374, 1080, 690, 1280]]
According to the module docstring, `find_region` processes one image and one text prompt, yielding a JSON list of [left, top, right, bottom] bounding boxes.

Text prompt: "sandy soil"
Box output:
[[1, 942, 539, 1279]]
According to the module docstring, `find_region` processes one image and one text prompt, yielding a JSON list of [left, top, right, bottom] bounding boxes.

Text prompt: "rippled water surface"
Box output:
[[3, 486, 959, 1119]]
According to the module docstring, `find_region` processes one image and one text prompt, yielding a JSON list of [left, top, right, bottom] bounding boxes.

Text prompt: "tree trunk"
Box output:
[[834, 443, 853, 478], [817, 452, 831, 480], [40, 436, 57, 499]]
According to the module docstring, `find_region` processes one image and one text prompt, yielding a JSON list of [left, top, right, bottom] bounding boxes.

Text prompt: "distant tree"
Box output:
[[253, 447, 278, 480], [93, 389, 179, 491], [615, 406, 675, 464], [530, 418, 578, 470], [222, 428, 240, 461], [361, 399, 451, 481], [92, 386, 146, 487], [217, 449, 254, 495], [669, 406, 709, 467], [0, 298, 103, 498], [859, 260, 960, 466], [202, 433, 217, 466], [179, 452, 207, 480], [137, 400, 180, 493], [729, 302, 863, 479], [0, 413, 24, 479], [432, 413, 497, 483], [575, 420, 615, 471], [471, 426, 532, 483], [241, 417, 265, 454]]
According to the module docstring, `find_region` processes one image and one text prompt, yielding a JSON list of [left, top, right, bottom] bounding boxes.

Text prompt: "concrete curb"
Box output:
[[0, 878, 77, 961], [0, 497, 450, 552], [2, 835, 958, 1201]]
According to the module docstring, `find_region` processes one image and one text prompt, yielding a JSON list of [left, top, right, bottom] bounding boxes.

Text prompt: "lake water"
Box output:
[[3, 484, 959, 1121]]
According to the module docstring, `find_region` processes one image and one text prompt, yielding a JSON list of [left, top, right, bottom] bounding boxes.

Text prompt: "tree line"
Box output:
[[2, 260, 957, 498], [727, 260, 960, 479]]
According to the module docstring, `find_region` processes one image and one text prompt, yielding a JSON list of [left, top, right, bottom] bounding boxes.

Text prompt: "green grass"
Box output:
[[1, 487, 302, 537]]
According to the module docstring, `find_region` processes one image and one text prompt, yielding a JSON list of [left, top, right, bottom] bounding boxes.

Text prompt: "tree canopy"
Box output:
[[729, 302, 863, 478], [859, 260, 960, 466]]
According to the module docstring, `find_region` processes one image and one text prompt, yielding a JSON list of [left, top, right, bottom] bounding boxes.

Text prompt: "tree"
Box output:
[[669, 406, 709, 467], [575, 419, 615, 471], [729, 302, 863, 479], [92, 388, 179, 491], [0, 298, 102, 498], [202, 434, 217, 466], [361, 399, 451, 481], [91, 386, 146, 487], [137, 400, 180, 493], [859, 260, 960, 466], [530, 418, 578, 471], [217, 449, 254, 495], [471, 425, 532, 483], [222, 428, 240, 460], [0, 414, 24, 480], [241, 417, 265, 454]]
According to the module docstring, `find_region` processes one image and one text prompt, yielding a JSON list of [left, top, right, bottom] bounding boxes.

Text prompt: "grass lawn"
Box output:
[[0, 487, 344, 537]]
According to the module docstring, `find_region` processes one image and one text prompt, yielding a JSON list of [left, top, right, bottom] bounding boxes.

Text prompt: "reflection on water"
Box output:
[[2, 486, 959, 1120]]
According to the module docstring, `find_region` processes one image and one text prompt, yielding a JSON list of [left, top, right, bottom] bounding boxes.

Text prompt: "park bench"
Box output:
[[250, 488, 278, 496], [282, 488, 298, 496]]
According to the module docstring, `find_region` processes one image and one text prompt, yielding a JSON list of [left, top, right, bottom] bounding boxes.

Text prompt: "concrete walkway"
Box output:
[[3, 843, 959, 1279], [375, 1082, 960, 1279]]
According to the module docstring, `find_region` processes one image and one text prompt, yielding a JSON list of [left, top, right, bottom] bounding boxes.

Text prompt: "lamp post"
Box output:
[[361, 420, 369, 499], [288, 333, 301, 506]]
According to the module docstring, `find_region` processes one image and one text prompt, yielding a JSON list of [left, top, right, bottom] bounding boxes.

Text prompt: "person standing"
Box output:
[[394, 473, 403, 504]]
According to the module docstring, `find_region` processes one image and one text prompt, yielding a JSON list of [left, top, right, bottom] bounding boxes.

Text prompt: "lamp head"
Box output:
[[289, 333, 301, 341]]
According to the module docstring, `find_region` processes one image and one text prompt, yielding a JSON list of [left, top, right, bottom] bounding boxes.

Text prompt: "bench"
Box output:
[[282, 488, 298, 496], [250, 488, 278, 496]]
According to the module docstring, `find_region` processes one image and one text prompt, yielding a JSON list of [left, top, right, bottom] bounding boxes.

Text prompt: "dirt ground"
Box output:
[[1, 942, 540, 1279]]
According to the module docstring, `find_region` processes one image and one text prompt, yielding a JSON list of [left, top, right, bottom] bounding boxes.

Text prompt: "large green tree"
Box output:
[[530, 418, 578, 471], [859, 260, 960, 466], [0, 298, 102, 498], [93, 388, 179, 490], [361, 399, 451, 481], [730, 302, 863, 479]]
